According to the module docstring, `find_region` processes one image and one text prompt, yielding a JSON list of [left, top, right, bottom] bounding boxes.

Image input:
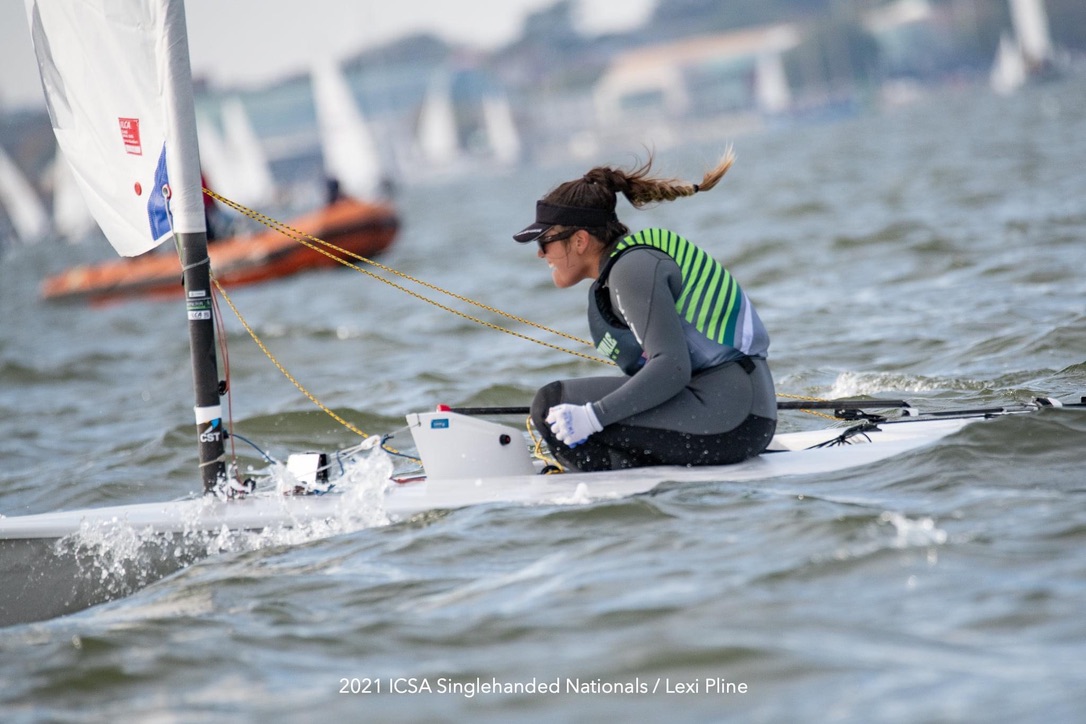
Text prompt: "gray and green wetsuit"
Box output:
[[532, 228, 777, 471]]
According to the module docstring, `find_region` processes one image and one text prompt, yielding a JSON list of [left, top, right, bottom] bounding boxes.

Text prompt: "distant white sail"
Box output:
[[755, 52, 792, 115], [482, 95, 522, 165], [990, 32, 1027, 95], [1010, 0, 1053, 67], [51, 151, 95, 242], [196, 113, 233, 198], [220, 98, 275, 207], [0, 143, 49, 244], [24, 0, 204, 256], [417, 75, 460, 166], [197, 98, 275, 208], [311, 58, 383, 199]]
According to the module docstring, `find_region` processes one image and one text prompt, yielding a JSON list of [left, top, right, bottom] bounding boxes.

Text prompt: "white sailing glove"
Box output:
[[546, 403, 603, 448]]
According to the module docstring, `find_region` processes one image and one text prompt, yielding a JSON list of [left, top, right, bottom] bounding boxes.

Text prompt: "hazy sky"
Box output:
[[1, 0, 653, 110]]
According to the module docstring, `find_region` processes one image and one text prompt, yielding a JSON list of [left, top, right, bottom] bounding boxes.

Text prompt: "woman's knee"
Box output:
[[531, 381, 564, 431]]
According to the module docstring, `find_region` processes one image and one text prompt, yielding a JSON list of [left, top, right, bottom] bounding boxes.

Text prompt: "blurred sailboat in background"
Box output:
[[310, 57, 389, 200], [416, 72, 460, 169], [481, 94, 522, 166], [50, 151, 96, 243], [990, 0, 1058, 95], [0, 142, 49, 246], [411, 69, 523, 182], [198, 97, 276, 209], [754, 51, 793, 116], [990, 32, 1029, 95]]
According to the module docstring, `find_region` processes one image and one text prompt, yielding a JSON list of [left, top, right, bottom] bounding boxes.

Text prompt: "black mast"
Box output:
[[165, 1, 225, 495], [178, 230, 226, 494]]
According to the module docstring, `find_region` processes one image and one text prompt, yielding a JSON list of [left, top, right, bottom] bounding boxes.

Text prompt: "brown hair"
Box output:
[[542, 147, 735, 244]]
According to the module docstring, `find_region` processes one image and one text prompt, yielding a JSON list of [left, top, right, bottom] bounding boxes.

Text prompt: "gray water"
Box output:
[[2, 79, 1086, 722]]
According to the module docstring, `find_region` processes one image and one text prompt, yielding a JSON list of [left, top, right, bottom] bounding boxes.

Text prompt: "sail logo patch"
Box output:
[[119, 117, 142, 155]]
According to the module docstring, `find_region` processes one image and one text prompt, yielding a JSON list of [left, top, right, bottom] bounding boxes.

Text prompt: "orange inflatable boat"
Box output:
[[41, 196, 399, 303]]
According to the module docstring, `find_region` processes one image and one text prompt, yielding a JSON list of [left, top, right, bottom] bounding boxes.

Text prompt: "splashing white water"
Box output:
[[879, 511, 949, 548], [829, 371, 990, 399], [549, 482, 603, 506], [52, 447, 396, 602]]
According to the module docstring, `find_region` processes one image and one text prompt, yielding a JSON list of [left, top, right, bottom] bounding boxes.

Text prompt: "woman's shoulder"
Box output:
[[615, 229, 681, 263], [616, 228, 695, 259], [609, 242, 679, 285], [623, 227, 685, 245]]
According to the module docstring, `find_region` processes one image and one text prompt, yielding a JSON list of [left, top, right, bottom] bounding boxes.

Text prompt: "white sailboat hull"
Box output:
[[0, 413, 1006, 628], [0, 417, 974, 542], [2, 404, 1073, 627]]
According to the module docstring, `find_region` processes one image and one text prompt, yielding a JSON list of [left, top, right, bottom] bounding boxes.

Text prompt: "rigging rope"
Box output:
[[211, 275, 372, 441], [772, 393, 844, 421], [204, 188, 609, 366]]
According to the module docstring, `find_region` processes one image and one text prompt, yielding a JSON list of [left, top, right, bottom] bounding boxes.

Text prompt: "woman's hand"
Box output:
[[546, 403, 603, 448]]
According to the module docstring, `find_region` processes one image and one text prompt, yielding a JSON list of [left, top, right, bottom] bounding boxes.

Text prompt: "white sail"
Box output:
[[416, 75, 460, 166], [219, 98, 275, 207], [24, 0, 204, 256], [482, 94, 522, 165], [311, 58, 383, 199], [1010, 0, 1053, 67], [990, 32, 1027, 95], [755, 52, 792, 115], [0, 143, 49, 244], [51, 151, 96, 242], [198, 99, 275, 208], [196, 112, 234, 199]]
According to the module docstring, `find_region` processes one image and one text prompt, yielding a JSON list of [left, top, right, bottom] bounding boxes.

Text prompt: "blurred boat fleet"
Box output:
[[1, 0, 1079, 251]]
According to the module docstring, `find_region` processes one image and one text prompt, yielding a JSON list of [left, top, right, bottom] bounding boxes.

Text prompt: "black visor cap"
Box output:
[[513, 202, 618, 243]]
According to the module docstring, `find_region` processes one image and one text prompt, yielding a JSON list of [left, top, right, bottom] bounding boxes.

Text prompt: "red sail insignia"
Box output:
[[119, 117, 142, 155]]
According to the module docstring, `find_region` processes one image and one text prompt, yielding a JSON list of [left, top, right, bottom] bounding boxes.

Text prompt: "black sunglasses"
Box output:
[[536, 227, 578, 252]]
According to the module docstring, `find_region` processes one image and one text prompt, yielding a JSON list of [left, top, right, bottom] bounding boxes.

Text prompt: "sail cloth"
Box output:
[[0, 143, 50, 244], [51, 151, 97, 243], [198, 98, 276, 208], [311, 58, 384, 200], [416, 74, 460, 166], [24, 0, 205, 256]]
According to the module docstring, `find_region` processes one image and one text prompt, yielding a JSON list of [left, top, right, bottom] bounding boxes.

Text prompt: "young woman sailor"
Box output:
[[513, 150, 777, 472]]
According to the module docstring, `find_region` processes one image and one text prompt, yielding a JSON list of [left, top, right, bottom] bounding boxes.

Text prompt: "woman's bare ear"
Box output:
[[573, 229, 591, 252]]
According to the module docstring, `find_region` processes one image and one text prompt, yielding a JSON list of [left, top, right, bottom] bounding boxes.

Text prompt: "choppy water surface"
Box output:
[[2, 79, 1086, 722]]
